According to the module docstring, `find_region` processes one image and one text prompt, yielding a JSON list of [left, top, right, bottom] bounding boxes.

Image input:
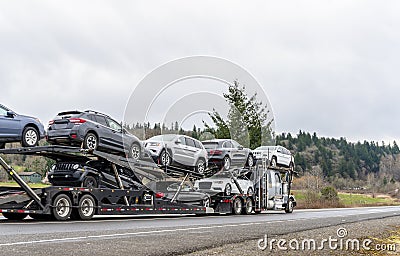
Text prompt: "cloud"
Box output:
[[0, 0, 399, 143]]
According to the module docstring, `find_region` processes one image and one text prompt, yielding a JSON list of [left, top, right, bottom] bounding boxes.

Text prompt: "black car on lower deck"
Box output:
[[48, 156, 143, 190], [47, 110, 145, 159]]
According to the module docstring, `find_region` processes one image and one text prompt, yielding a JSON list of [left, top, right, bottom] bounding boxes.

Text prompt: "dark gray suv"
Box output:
[[0, 104, 45, 149], [47, 110, 143, 159], [202, 139, 255, 171]]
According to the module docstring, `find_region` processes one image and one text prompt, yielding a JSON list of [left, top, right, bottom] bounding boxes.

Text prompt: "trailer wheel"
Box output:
[[77, 194, 96, 220], [232, 197, 243, 215], [52, 194, 72, 221], [243, 198, 253, 215], [285, 199, 294, 213], [2, 212, 27, 220]]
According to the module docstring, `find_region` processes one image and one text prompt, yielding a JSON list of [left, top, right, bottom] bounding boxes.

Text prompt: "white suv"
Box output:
[[252, 146, 294, 170], [145, 134, 208, 174]]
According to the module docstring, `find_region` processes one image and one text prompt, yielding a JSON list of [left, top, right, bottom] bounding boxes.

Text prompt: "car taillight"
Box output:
[[155, 192, 165, 198], [69, 118, 86, 124], [209, 150, 222, 155], [48, 120, 54, 125]]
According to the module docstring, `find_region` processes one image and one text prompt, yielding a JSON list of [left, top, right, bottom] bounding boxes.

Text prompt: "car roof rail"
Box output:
[[84, 110, 108, 116]]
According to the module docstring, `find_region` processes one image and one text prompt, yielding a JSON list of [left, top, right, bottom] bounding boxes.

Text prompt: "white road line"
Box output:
[[0, 222, 265, 246]]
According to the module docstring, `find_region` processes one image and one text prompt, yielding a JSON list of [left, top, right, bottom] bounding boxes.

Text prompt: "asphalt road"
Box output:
[[0, 206, 399, 256]]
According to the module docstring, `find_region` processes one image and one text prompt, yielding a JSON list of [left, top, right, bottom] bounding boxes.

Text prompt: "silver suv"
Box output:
[[252, 145, 294, 170], [145, 134, 208, 174]]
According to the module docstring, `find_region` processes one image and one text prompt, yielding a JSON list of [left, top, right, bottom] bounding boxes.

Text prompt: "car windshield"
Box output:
[[55, 111, 82, 120], [148, 134, 177, 142], [203, 142, 219, 150]]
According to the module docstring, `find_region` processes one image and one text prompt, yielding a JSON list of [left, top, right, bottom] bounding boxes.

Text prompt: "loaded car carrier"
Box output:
[[0, 146, 296, 221]]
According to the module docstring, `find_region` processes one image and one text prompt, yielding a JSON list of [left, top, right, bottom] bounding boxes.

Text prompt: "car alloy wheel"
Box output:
[[224, 183, 232, 196], [247, 155, 254, 167], [22, 127, 39, 147], [160, 150, 171, 166], [130, 143, 141, 160], [84, 133, 98, 150], [223, 156, 231, 170], [270, 157, 277, 167], [196, 159, 206, 174]]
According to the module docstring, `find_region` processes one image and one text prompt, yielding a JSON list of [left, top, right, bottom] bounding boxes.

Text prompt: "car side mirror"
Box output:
[[6, 111, 15, 118], [175, 140, 181, 144], [238, 145, 243, 150]]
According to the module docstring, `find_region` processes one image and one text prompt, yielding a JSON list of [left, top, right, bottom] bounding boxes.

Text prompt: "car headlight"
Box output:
[[72, 164, 80, 170]]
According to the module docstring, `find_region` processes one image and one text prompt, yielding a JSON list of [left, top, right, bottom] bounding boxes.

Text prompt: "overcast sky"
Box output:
[[1, 1, 399, 144]]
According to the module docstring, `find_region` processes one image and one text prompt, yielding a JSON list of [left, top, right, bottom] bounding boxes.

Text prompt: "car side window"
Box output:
[[95, 115, 108, 126], [194, 140, 202, 149], [185, 138, 196, 147], [178, 136, 186, 145], [107, 118, 121, 131], [87, 114, 96, 122], [0, 106, 7, 116], [223, 141, 233, 148]]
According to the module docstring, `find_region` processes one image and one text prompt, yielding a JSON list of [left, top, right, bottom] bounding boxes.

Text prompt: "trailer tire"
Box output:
[[52, 194, 72, 221], [232, 197, 243, 215], [2, 212, 27, 220], [77, 194, 96, 220], [243, 198, 253, 215]]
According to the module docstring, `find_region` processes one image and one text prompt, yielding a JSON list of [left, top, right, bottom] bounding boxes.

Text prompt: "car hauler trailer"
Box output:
[[0, 146, 295, 221]]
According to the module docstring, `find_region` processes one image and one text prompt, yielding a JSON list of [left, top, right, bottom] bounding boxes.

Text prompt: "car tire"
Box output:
[[129, 142, 141, 160], [195, 158, 206, 174], [224, 183, 232, 196], [232, 197, 243, 215], [246, 154, 255, 167], [223, 156, 231, 171], [2, 212, 28, 220], [82, 176, 98, 189], [285, 199, 294, 213], [21, 126, 39, 147], [270, 157, 277, 168], [202, 196, 211, 207], [83, 133, 98, 150], [159, 150, 171, 166], [52, 194, 72, 221]]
